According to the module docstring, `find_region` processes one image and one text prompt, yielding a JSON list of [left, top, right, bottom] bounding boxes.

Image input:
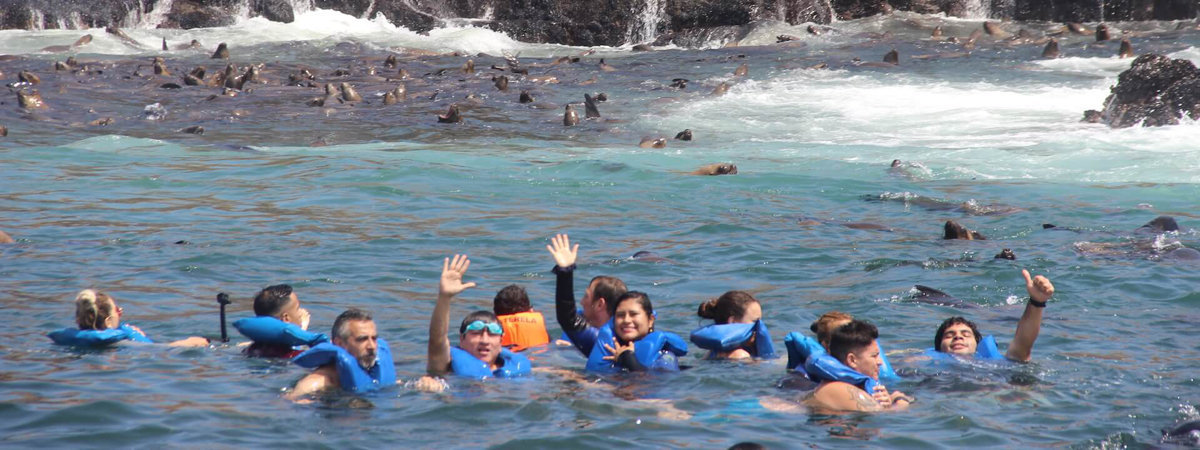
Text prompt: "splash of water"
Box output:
[[626, 0, 665, 44], [963, 0, 989, 19], [137, 0, 175, 29]]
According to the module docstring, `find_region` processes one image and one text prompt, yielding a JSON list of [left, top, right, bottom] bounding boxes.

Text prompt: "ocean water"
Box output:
[[2, 10, 1199, 448]]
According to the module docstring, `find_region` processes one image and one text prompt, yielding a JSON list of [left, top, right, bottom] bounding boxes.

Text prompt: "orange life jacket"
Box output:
[[498, 311, 550, 350]]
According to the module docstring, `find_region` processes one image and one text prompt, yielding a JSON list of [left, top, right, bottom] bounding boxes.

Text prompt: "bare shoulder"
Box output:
[[809, 381, 879, 412]]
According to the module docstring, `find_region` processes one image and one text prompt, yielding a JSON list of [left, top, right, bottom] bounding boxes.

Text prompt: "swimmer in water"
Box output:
[[493, 284, 551, 351], [242, 284, 318, 357], [805, 319, 910, 412], [933, 269, 1054, 362], [693, 290, 769, 359], [427, 254, 532, 379], [589, 291, 687, 372], [49, 289, 210, 347], [546, 233, 628, 356]]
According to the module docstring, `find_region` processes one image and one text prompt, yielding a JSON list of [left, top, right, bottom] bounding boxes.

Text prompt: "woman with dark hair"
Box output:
[[586, 291, 687, 373], [690, 290, 776, 359]]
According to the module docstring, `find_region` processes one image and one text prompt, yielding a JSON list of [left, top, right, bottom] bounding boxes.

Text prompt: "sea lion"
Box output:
[[670, 78, 688, 89], [40, 34, 92, 52], [0, 126, 7, 137], [1118, 39, 1134, 58], [153, 58, 170, 75], [995, 248, 1016, 260], [675, 129, 693, 141], [1081, 109, 1102, 123], [159, 83, 181, 89], [1042, 39, 1060, 59], [631, 251, 673, 263], [983, 21, 1010, 39], [183, 73, 203, 86], [176, 39, 203, 50], [806, 25, 822, 36], [162, 37, 168, 51], [391, 85, 406, 101], [1162, 419, 1200, 445], [383, 90, 398, 105], [733, 63, 748, 77], [222, 65, 242, 89], [563, 104, 579, 126], [883, 49, 899, 65], [583, 93, 600, 118], [691, 163, 737, 175], [105, 27, 143, 48], [1066, 22, 1092, 35], [1163, 247, 1200, 261], [18, 71, 40, 84], [579, 75, 598, 86], [965, 29, 983, 49], [944, 220, 985, 240], [340, 83, 362, 102], [396, 68, 411, 79], [595, 93, 608, 102], [54, 61, 70, 71], [632, 44, 653, 52], [777, 35, 801, 43], [911, 285, 977, 309], [461, 59, 475, 74], [638, 137, 667, 148], [493, 75, 508, 92], [519, 91, 534, 103], [16, 90, 46, 109], [1138, 216, 1182, 233], [212, 42, 230, 59], [1095, 24, 1110, 41], [0, 230, 13, 243], [438, 104, 462, 123], [384, 54, 398, 68], [931, 25, 943, 39], [711, 82, 729, 96], [179, 125, 204, 134], [599, 59, 616, 72]]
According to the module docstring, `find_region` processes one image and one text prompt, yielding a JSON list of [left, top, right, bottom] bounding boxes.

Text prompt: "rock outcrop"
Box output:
[[1088, 54, 1200, 128]]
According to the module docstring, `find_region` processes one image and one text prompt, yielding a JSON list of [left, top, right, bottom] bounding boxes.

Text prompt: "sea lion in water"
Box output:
[[153, 58, 170, 76], [493, 75, 508, 92], [944, 220, 985, 240], [883, 49, 899, 65], [777, 34, 801, 43], [461, 59, 475, 74], [1095, 24, 1110, 41], [1162, 419, 1200, 445], [105, 27, 143, 48], [212, 43, 230, 59], [54, 61, 70, 71], [983, 21, 1010, 39], [670, 78, 688, 89], [40, 34, 92, 52], [675, 129, 693, 141], [632, 44, 653, 52], [964, 29, 983, 49], [995, 248, 1016, 260], [733, 63, 748, 77], [931, 25, 943, 39], [383, 90, 398, 105], [583, 93, 600, 118], [638, 137, 666, 148], [1118, 39, 1134, 58], [384, 54, 398, 68], [631, 251, 673, 263], [563, 104, 579, 126], [691, 163, 737, 175], [18, 70, 40, 84], [1138, 216, 1182, 233], [0, 230, 13, 243], [911, 285, 978, 309], [598, 59, 616, 72], [519, 91, 534, 103], [16, 90, 46, 109], [340, 83, 362, 102], [0, 126, 7, 137], [1042, 39, 1060, 59], [437, 104, 462, 123], [711, 82, 729, 96], [179, 125, 204, 135]]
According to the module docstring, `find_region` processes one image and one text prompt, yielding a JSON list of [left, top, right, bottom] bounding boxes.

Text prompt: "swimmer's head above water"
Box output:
[[829, 319, 884, 380], [459, 310, 503, 364], [74, 289, 120, 330], [934, 316, 982, 355], [332, 309, 378, 370], [811, 311, 853, 350], [697, 290, 762, 325], [253, 284, 305, 327], [611, 291, 655, 343]]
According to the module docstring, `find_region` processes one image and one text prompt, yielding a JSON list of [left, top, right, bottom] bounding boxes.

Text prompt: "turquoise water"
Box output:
[[2, 12, 1200, 448]]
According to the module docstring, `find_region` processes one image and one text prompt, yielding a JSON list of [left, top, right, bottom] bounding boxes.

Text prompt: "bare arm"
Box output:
[[166, 336, 211, 347], [427, 254, 475, 376], [1006, 269, 1054, 362], [810, 382, 882, 412], [286, 365, 337, 401]]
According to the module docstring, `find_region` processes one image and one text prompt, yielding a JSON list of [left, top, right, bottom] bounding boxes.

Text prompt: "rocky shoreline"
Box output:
[[1, 0, 1197, 47]]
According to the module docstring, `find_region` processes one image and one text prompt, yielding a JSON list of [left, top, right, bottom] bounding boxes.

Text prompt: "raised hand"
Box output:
[[546, 233, 579, 269], [1022, 269, 1054, 303], [602, 337, 635, 361], [297, 307, 311, 331], [439, 254, 477, 297]]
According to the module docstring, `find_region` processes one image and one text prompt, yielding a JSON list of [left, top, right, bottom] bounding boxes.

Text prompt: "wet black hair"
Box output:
[[934, 316, 982, 352], [828, 319, 878, 362], [253, 284, 294, 317], [607, 291, 652, 317]]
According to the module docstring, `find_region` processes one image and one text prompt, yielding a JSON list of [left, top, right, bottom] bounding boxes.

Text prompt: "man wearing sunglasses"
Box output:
[[427, 254, 531, 379]]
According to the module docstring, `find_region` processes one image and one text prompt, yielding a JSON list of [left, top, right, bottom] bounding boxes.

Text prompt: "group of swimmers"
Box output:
[[48, 233, 1056, 413]]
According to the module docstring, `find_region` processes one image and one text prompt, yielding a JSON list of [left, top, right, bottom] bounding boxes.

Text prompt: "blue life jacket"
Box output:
[[292, 338, 396, 394], [783, 332, 900, 393], [48, 323, 154, 347], [586, 323, 688, 373], [449, 347, 532, 379], [689, 320, 777, 359], [233, 316, 329, 347], [924, 334, 1005, 360]]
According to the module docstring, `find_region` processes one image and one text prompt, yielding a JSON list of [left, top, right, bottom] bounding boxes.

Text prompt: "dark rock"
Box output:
[[168, 0, 237, 29], [1094, 54, 1200, 128], [254, 0, 294, 23]]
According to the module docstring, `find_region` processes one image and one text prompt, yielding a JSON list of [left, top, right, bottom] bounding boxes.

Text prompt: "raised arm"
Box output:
[[427, 254, 476, 376], [1006, 269, 1054, 362], [547, 234, 588, 333]]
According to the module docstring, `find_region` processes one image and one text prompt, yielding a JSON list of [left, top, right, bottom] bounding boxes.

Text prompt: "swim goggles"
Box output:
[[463, 320, 504, 335]]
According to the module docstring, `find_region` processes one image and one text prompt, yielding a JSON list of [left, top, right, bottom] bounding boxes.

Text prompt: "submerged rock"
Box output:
[[1092, 54, 1200, 128]]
